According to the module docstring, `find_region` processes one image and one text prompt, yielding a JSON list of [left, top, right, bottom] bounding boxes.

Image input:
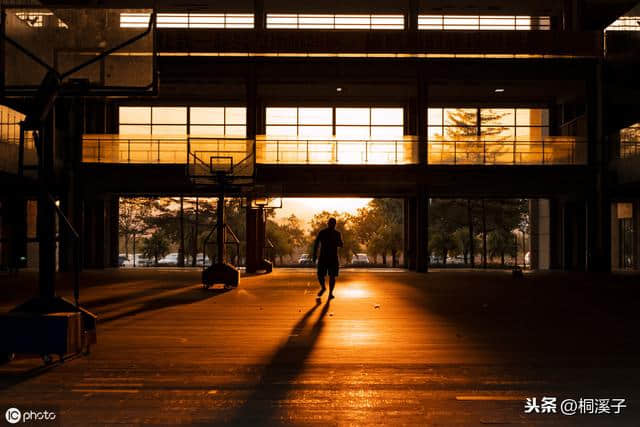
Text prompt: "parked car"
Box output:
[[118, 255, 129, 267], [351, 253, 370, 265], [298, 254, 314, 265], [158, 252, 179, 266]]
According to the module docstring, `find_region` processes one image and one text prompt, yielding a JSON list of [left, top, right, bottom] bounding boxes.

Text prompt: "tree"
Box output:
[[453, 228, 473, 264], [352, 199, 404, 266], [428, 199, 467, 264], [487, 229, 516, 266], [142, 231, 170, 266], [119, 197, 154, 266]]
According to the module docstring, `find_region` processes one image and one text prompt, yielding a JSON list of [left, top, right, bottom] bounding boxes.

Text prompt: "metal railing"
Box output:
[[82, 134, 588, 166], [255, 137, 419, 165], [427, 136, 587, 165], [82, 135, 253, 165]]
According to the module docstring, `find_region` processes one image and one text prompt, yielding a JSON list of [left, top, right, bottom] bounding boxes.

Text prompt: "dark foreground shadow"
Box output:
[[226, 298, 331, 426], [99, 285, 231, 324]]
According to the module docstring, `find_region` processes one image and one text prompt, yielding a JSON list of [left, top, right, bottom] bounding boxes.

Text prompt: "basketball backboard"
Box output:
[[2, 7, 155, 95]]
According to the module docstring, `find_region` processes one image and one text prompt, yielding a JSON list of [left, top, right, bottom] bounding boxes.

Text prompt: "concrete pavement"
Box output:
[[1, 268, 639, 425]]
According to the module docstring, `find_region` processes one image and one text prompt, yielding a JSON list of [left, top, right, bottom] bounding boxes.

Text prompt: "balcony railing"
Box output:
[[255, 137, 419, 165], [82, 134, 252, 165], [427, 136, 587, 165], [82, 134, 587, 166]]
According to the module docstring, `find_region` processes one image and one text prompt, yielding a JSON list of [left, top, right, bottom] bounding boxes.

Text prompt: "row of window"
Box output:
[[119, 107, 247, 137], [118, 106, 551, 141], [428, 108, 550, 141], [119, 12, 551, 31], [620, 123, 640, 159], [605, 16, 640, 32]]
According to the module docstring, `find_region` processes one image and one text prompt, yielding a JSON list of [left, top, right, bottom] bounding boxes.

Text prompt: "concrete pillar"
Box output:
[[245, 204, 258, 273], [407, 0, 419, 32], [548, 198, 564, 270], [568, 201, 588, 271], [254, 0, 265, 32], [109, 196, 119, 267], [257, 207, 266, 265], [529, 200, 540, 270], [417, 70, 427, 165], [585, 61, 611, 272], [586, 196, 611, 272], [405, 197, 417, 270], [83, 195, 118, 269], [416, 191, 429, 272]]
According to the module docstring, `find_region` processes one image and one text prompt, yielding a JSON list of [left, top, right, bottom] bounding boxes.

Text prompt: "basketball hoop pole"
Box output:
[[216, 181, 226, 265], [0, 9, 157, 363]]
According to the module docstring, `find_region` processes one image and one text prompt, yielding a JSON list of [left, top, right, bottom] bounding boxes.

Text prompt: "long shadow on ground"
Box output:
[[225, 298, 331, 426], [97, 285, 231, 323]]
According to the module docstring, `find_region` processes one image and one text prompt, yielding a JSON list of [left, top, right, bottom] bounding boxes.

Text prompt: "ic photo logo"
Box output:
[[5, 408, 20, 424], [4, 407, 57, 424]]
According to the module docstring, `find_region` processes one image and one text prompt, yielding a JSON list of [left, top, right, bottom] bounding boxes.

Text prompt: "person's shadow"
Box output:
[[227, 298, 331, 425]]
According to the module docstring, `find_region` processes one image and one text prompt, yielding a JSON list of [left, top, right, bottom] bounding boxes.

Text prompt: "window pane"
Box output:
[[152, 125, 187, 135], [225, 125, 247, 138], [190, 107, 224, 125], [443, 15, 478, 30], [516, 126, 548, 140], [481, 109, 515, 126], [299, 108, 332, 125], [428, 108, 443, 126], [266, 125, 297, 136], [336, 108, 369, 125], [119, 125, 150, 135], [266, 108, 297, 125], [444, 108, 476, 126], [481, 126, 515, 140], [152, 107, 187, 125], [371, 108, 403, 126], [428, 126, 445, 140], [157, 14, 189, 28], [119, 107, 150, 124], [225, 108, 247, 125], [335, 15, 370, 29], [444, 126, 477, 139], [371, 126, 403, 139], [299, 125, 332, 138], [226, 14, 254, 29], [299, 14, 333, 29], [516, 109, 549, 126], [336, 126, 370, 139], [190, 125, 225, 137]]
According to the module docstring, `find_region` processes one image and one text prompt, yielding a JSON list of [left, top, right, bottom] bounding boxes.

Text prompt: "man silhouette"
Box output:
[[313, 218, 343, 299]]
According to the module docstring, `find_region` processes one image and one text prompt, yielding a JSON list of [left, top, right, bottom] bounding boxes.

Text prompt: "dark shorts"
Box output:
[[317, 261, 339, 277]]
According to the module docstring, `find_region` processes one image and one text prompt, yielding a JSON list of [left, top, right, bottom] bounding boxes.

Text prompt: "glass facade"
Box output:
[[266, 14, 404, 30], [260, 107, 413, 164], [428, 108, 584, 165], [120, 13, 254, 29], [418, 15, 551, 30], [605, 16, 640, 32], [620, 123, 640, 158]]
